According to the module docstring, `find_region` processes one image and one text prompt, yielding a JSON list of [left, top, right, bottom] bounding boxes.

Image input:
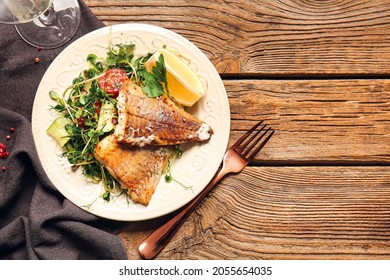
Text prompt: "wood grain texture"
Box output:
[[119, 166, 390, 259], [85, 0, 390, 75], [225, 79, 390, 163], [83, 0, 390, 260]]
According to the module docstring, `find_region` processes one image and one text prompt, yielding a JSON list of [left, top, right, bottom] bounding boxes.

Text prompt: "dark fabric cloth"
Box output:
[[0, 0, 127, 259]]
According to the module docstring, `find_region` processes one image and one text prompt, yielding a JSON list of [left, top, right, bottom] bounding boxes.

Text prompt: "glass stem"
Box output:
[[38, 3, 56, 26]]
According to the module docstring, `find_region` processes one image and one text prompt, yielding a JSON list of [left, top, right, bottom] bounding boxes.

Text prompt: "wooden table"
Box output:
[[85, 0, 390, 259]]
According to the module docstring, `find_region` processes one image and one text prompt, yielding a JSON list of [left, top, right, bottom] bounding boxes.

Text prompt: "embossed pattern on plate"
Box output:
[[32, 24, 230, 221]]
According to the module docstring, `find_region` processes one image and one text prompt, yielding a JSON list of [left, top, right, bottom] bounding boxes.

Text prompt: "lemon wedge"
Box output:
[[145, 48, 205, 107]]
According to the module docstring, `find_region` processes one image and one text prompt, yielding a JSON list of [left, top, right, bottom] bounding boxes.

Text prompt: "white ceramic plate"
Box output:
[[32, 23, 230, 221]]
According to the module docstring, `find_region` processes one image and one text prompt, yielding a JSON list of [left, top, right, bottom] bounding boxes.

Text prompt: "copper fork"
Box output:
[[138, 120, 274, 259]]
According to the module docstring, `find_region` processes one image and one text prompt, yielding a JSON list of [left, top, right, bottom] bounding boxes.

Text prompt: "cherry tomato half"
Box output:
[[98, 68, 127, 98]]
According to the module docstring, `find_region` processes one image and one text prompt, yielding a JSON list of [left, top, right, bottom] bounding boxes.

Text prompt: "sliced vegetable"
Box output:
[[98, 68, 127, 98], [46, 117, 73, 147], [97, 101, 117, 133]]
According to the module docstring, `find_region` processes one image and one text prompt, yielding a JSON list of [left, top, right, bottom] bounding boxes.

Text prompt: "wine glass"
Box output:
[[0, 0, 80, 49]]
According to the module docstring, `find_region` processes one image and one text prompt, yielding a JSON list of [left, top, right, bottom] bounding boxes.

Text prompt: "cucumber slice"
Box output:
[[46, 117, 73, 147], [97, 101, 116, 132]]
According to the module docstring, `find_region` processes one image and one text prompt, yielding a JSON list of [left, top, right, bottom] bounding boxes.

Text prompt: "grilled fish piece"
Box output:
[[94, 135, 173, 206], [114, 80, 213, 146]]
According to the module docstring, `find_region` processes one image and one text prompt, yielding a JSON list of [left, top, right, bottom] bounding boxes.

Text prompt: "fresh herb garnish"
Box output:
[[141, 70, 165, 97], [141, 54, 169, 98]]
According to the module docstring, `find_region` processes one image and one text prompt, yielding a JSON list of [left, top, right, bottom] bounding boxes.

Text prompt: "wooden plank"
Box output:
[[85, 0, 390, 75], [224, 79, 390, 163], [118, 166, 390, 259]]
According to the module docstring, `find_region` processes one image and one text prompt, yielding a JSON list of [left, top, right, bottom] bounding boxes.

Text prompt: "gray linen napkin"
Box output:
[[0, 0, 128, 259]]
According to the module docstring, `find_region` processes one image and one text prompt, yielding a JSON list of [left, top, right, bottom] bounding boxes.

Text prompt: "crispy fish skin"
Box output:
[[114, 80, 213, 147], [94, 135, 173, 206]]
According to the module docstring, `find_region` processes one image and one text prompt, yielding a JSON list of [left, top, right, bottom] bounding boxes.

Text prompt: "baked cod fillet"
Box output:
[[114, 79, 213, 146], [94, 135, 173, 206]]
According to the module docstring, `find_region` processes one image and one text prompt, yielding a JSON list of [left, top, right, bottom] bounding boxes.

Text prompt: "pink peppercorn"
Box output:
[[0, 144, 9, 158], [2, 166, 6, 171], [0, 143, 7, 158]]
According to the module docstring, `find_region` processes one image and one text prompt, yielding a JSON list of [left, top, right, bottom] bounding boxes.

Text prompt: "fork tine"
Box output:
[[245, 128, 274, 161], [232, 120, 264, 149], [240, 124, 267, 155]]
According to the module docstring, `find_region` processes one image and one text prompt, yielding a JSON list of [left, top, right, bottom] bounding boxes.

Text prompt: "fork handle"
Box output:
[[138, 167, 229, 259]]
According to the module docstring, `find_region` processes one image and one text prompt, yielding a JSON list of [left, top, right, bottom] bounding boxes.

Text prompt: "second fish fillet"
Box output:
[[94, 135, 173, 206]]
